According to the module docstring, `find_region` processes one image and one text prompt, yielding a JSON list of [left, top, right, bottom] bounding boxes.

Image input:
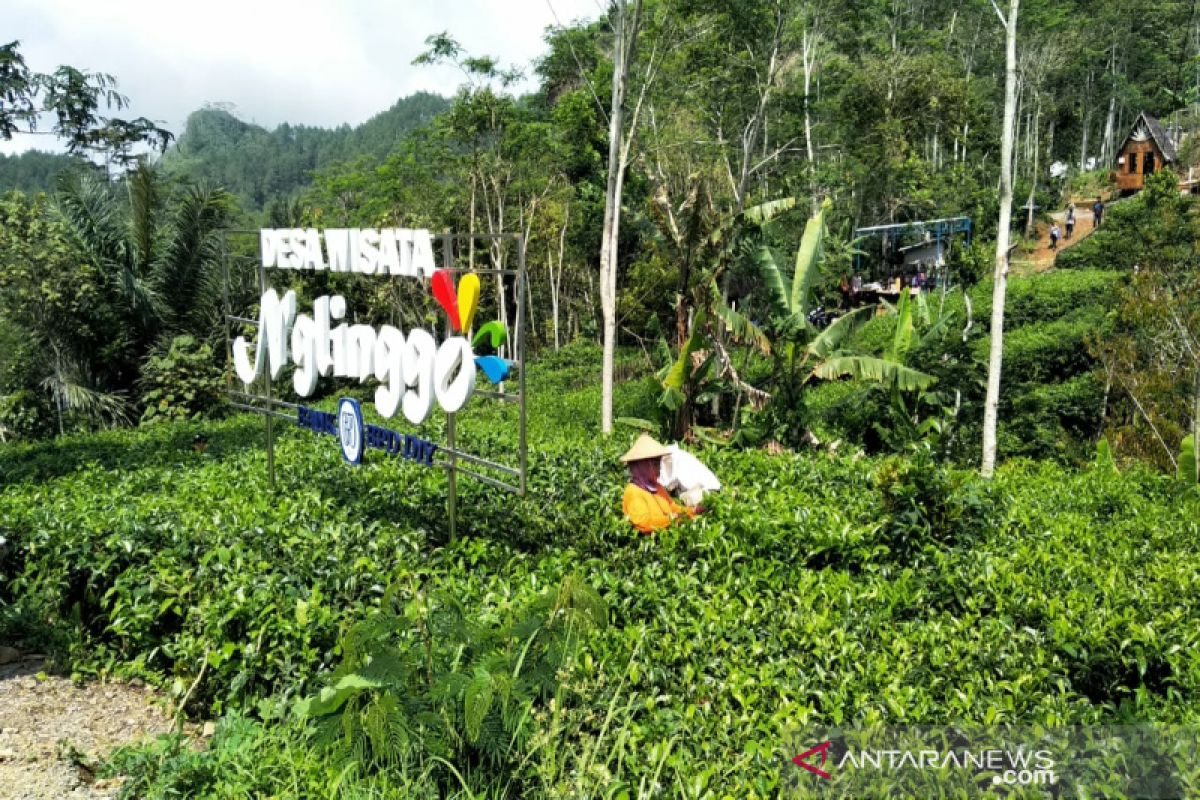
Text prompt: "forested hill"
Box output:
[[0, 150, 91, 195], [0, 92, 448, 204], [160, 92, 449, 208]]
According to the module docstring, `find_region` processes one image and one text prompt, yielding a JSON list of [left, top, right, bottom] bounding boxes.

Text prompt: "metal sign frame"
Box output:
[[220, 229, 528, 541]]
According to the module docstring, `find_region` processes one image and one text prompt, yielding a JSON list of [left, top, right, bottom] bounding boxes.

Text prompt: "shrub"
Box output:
[[0, 387, 56, 441], [967, 269, 1123, 326], [804, 379, 884, 448], [293, 575, 605, 790], [975, 309, 1103, 385], [872, 443, 998, 559], [138, 335, 225, 424]]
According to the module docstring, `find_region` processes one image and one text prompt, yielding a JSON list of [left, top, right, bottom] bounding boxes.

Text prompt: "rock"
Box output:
[[202, 721, 217, 737], [0, 747, 15, 760], [0, 646, 20, 664], [1, 727, 18, 734]]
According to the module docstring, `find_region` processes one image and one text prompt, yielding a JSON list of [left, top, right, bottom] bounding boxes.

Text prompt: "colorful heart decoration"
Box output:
[[472, 320, 507, 351], [430, 270, 462, 332], [457, 273, 480, 332], [475, 356, 511, 384]]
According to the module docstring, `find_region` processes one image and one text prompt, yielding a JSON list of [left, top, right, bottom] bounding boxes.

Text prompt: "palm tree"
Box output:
[[42, 162, 232, 429], [56, 163, 233, 346]]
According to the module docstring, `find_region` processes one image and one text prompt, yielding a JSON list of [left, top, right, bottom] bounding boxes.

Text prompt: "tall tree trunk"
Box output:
[[1102, 93, 1116, 170], [982, 0, 1020, 478], [1100, 42, 1118, 166], [552, 203, 569, 351], [1045, 116, 1055, 180], [1024, 97, 1040, 238], [468, 171, 477, 271], [599, 0, 634, 435], [1079, 114, 1091, 172], [486, 179, 510, 362], [802, 24, 817, 170], [1079, 69, 1093, 171]]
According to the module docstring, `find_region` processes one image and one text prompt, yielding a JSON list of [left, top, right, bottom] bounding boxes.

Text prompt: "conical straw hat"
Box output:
[[620, 433, 670, 463]]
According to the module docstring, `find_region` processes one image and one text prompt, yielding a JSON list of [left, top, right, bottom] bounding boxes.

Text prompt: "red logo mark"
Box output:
[[793, 741, 833, 780]]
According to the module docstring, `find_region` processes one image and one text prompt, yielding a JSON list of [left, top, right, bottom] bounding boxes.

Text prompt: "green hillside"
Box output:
[[0, 93, 448, 201], [160, 92, 449, 208], [0, 149, 95, 194]]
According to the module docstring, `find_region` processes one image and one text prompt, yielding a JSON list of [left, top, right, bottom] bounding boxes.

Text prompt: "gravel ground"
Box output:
[[0, 651, 178, 800]]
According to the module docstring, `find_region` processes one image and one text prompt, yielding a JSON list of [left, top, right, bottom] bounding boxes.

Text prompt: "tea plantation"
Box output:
[[3, 346, 1200, 797]]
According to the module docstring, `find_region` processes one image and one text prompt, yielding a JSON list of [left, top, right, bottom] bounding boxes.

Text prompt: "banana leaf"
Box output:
[[756, 244, 791, 314], [807, 305, 876, 360], [812, 355, 936, 392], [715, 301, 771, 355], [790, 199, 829, 316], [887, 289, 915, 365]]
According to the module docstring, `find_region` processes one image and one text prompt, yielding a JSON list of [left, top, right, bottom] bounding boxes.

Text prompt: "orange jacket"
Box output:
[[623, 484, 695, 534]]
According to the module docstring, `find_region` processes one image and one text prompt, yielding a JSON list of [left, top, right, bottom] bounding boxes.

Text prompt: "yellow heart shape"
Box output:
[[457, 273, 481, 333]]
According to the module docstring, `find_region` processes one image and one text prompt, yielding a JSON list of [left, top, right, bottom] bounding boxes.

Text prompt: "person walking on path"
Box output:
[[1092, 198, 1104, 228], [1049, 223, 1061, 251], [1065, 207, 1075, 239]]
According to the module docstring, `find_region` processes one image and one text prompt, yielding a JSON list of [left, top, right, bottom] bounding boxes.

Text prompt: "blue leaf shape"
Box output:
[[475, 356, 511, 384]]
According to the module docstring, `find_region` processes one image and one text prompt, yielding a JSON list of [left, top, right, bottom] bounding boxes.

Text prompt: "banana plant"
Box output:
[[653, 196, 794, 439], [749, 200, 885, 436], [655, 197, 883, 444], [809, 289, 957, 450], [757, 198, 830, 338], [809, 290, 938, 392], [755, 198, 881, 368]]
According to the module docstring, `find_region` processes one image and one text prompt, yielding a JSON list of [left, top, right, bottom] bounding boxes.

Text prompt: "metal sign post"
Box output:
[[442, 234, 458, 542]]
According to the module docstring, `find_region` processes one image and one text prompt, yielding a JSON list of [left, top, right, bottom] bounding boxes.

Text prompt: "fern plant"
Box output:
[[294, 575, 607, 793]]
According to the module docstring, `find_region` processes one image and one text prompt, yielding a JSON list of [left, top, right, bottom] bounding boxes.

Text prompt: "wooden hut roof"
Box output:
[[1123, 112, 1178, 162]]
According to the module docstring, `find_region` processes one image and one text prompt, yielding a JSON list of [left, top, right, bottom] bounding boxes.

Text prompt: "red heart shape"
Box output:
[[430, 270, 462, 332]]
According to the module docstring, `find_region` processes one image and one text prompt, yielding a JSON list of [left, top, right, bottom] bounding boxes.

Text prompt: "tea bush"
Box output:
[[974, 309, 1102, 385], [5, 343, 1200, 796]]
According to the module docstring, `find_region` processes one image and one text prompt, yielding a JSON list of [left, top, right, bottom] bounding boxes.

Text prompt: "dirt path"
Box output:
[[0, 654, 177, 799], [1010, 206, 1101, 275]]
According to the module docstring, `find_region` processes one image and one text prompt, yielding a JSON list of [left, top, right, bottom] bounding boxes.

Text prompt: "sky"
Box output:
[[0, 0, 602, 155]]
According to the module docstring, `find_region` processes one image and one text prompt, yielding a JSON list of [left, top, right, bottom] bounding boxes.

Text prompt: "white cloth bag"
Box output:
[[660, 445, 721, 507]]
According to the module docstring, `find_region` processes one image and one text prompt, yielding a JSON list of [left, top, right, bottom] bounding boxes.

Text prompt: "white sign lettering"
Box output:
[[233, 289, 476, 425], [259, 228, 436, 278]]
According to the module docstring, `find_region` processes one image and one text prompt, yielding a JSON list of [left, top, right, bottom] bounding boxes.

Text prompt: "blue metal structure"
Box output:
[[852, 216, 973, 276]]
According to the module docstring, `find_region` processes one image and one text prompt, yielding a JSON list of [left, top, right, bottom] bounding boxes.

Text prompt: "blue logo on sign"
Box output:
[[337, 398, 364, 465], [298, 403, 439, 468]]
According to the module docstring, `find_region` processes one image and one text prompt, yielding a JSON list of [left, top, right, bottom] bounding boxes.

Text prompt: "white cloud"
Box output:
[[0, 0, 601, 154]]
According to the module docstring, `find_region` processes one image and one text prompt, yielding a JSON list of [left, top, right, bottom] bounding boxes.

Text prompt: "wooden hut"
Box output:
[[1114, 112, 1178, 194]]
